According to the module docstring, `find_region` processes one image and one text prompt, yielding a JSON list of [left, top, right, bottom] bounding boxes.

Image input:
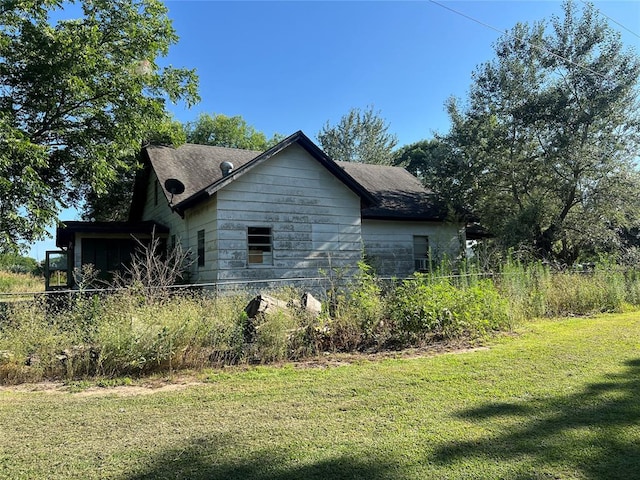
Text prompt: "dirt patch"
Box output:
[[0, 376, 203, 397], [0, 339, 495, 396], [292, 339, 489, 369]]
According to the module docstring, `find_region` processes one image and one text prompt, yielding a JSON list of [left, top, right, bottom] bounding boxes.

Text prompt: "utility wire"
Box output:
[[427, 0, 505, 36], [580, 0, 640, 40], [427, 0, 610, 80]]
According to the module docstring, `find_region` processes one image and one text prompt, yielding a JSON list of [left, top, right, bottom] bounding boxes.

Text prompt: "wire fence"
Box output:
[[0, 276, 332, 302], [0, 265, 606, 304], [0, 271, 506, 303]]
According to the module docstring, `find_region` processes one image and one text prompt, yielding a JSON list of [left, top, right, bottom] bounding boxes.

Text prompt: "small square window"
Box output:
[[248, 227, 272, 265]]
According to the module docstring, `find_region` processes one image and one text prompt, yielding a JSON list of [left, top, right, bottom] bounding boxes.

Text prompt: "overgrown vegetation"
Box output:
[[0, 271, 43, 294], [3, 254, 640, 384], [2, 313, 640, 479]]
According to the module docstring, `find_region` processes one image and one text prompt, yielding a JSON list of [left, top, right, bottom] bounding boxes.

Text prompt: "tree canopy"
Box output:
[[83, 118, 187, 222], [317, 106, 398, 164], [85, 113, 282, 221], [432, 0, 640, 263], [185, 113, 282, 151], [0, 0, 199, 252]]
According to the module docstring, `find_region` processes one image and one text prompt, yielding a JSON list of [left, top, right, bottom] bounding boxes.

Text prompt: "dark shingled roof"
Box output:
[[336, 161, 447, 220], [145, 143, 260, 205], [130, 131, 445, 221]]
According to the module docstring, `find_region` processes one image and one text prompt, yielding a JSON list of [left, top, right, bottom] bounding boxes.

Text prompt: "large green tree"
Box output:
[[0, 0, 199, 251], [85, 114, 281, 221], [185, 113, 282, 151], [317, 106, 398, 164], [393, 137, 475, 219], [442, 0, 640, 263], [83, 118, 187, 222]]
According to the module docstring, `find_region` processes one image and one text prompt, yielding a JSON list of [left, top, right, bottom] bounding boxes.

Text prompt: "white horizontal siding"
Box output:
[[215, 143, 362, 282], [361, 220, 463, 277], [183, 196, 218, 283], [141, 170, 189, 255]]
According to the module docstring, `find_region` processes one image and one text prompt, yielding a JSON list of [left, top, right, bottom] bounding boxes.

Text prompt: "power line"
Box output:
[[581, 0, 640, 40], [427, 0, 505, 36], [427, 0, 609, 80]]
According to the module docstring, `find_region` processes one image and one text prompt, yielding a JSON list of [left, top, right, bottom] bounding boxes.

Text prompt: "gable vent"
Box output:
[[220, 161, 234, 177]]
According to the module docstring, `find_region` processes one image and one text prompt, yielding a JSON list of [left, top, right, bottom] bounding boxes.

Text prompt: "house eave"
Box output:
[[361, 214, 452, 222], [56, 221, 169, 249]]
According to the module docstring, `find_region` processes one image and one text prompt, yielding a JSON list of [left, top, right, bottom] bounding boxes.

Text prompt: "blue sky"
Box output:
[[28, 0, 640, 260]]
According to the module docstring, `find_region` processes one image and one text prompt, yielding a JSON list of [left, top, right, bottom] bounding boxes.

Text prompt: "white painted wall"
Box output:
[[215, 143, 363, 282], [138, 145, 464, 286], [361, 219, 463, 277], [183, 196, 218, 283]]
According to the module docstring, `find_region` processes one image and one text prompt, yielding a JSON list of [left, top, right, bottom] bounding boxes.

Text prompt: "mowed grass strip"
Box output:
[[1, 313, 640, 479]]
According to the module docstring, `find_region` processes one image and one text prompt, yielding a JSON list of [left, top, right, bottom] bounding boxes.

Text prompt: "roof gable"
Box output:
[[147, 143, 259, 204], [133, 131, 375, 217], [130, 131, 446, 222]]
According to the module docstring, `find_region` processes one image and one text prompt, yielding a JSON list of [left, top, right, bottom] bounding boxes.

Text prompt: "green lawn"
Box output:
[[2, 313, 640, 479]]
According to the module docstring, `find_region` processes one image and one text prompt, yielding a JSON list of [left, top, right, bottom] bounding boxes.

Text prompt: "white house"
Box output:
[[50, 131, 464, 289]]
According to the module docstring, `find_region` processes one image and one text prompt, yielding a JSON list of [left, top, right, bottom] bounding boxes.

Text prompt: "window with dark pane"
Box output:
[[197, 229, 205, 267], [413, 235, 429, 272], [248, 227, 272, 265]]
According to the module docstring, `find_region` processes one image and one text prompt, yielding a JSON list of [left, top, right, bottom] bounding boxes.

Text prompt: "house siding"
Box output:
[[141, 170, 195, 273], [183, 196, 218, 283], [136, 141, 465, 288], [215, 143, 362, 282], [361, 220, 463, 277]]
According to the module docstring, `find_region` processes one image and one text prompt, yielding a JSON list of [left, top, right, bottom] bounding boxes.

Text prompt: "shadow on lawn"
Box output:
[[124, 435, 398, 480], [432, 358, 640, 478]]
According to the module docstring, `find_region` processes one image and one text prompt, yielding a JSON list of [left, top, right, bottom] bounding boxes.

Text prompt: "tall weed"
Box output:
[[498, 259, 551, 323], [546, 267, 626, 317], [3, 256, 640, 384], [389, 274, 509, 343]]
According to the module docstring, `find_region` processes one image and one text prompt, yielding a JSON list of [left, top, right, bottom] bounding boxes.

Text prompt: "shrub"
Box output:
[[337, 261, 388, 348], [389, 274, 509, 343], [3, 255, 640, 385]]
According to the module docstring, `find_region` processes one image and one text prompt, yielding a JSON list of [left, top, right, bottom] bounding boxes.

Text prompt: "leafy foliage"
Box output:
[[83, 118, 186, 221], [0, 0, 199, 250], [436, 1, 640, 263], [393, 138, 473, 219], [86, 113, 281, 221], [185, 113, 283, 150], [390, 275, 510, 341], [5, 255, 640, 382], [317, 106, 398, 164], [0, 253, 39, 275]]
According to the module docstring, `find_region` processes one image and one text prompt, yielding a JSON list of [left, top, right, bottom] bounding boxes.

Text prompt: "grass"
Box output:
[[0, 271, 43, 294], [2, 312, 640, 479]]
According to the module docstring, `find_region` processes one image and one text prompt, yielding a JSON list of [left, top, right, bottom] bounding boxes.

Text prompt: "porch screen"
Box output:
[[248, 227, 272, 265], [81, 238, 136, 280]]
